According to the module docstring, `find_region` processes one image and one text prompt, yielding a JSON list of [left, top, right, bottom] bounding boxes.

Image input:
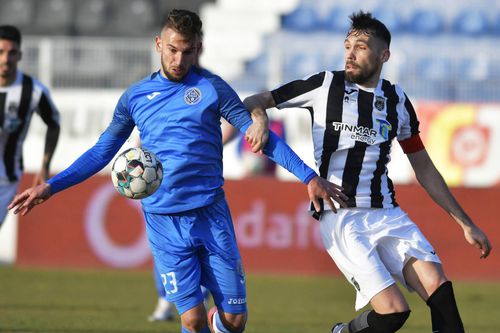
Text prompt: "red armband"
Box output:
[[398, 134, 425, 154]]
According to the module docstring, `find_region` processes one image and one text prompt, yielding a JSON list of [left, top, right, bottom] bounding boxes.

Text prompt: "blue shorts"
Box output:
[[144, 198, 247, 315]]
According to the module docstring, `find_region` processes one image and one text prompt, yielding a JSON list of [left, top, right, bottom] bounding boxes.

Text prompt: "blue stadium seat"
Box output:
[[491, 12, 500, 36], [74, 0, 109, 36], [282, 5, 321, 32], [245, 53, 269, 78], [323, 6, 352, 33], [408, 9, 445, 36], [283, 52, 323, 81], [372, 7, 405, 34], [453, 9, 490, 36], [0, 0, 34, 31], [33, 0, 74, 35]]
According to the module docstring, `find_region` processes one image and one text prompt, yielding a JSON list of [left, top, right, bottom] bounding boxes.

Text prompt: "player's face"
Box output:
[[343, 30, 389, 87], [0, 39, 21, 85], [155, 27, 201, 82]]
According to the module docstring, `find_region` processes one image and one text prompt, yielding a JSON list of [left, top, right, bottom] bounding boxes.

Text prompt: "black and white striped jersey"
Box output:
[[271, 70, 420, 209], [0, 71, 60, 183]]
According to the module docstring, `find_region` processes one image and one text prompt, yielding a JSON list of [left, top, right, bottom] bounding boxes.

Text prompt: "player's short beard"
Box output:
[[345, 65, 378, 86], [160, 57, 185, 82]]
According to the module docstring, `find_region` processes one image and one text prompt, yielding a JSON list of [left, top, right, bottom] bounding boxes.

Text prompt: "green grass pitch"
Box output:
[[0, 266, 499, 332]]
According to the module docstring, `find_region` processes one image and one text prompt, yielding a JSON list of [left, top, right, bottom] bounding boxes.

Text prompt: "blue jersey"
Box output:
[[48, 68, 316, 214]]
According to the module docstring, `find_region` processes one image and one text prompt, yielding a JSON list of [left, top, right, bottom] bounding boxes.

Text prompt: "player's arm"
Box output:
[[33, 89, 61, 186], [243, 93, 271, 153], [217, 79, 347, 211], [9, 92, 135, 216], [242, 91, 275, 152], [406, 147, 492, 259]]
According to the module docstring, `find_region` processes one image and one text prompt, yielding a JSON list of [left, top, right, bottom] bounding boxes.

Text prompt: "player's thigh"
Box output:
[[197, 199, 247, 315], [403, 257, 448, 301], [144, 212, 205, 313]]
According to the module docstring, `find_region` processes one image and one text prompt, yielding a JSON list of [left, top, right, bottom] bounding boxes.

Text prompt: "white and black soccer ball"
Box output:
[[111, 147, 163, 199]]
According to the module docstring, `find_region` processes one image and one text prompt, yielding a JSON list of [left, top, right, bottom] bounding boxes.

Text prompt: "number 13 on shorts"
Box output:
[[161, 272, 178, 294]]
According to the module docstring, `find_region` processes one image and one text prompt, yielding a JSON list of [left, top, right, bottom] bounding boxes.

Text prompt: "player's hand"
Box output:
[[463, 225, 492, 259], [307, 176, 348, 214], [8, 183, 52, 216], [245, 114, 269, 153]]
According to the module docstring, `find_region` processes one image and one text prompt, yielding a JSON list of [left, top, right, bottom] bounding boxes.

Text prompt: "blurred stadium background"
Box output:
[[0, 0, 499, 331]]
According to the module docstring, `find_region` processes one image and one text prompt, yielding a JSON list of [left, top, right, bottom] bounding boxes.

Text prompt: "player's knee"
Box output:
[[426, 277, 449, 298], [219, 312, 247, 332], [371, 310, 411, 332]]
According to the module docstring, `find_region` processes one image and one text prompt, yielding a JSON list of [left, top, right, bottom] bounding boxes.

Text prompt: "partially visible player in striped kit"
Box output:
[[0, 25, 60, 229], [244, 11, 492, 333]]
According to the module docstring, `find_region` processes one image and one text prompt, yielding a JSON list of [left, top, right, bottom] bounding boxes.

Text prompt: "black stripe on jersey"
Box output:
[[371, 81, 399, 207], [342, 89, 373, 207], [310, 71, 344, 219], [4, 75, 33, 181], [271, 72, 325, 106], [0, 92, 6, 128], [318, 71, 345, 178], [404, 93, 419, 136], [38, 92, 58, 127]]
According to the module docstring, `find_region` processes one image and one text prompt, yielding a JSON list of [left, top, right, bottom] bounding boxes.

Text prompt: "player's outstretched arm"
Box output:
[[33, 123, 60, 186], [8, 183, 52, 216], [307, 176, 348, 213], [407, 149, 492, 259], [243, 92, 274, 153]]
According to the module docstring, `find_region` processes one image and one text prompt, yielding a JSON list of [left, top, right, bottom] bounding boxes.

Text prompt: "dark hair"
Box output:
[[348, 11, 391, 47], [162, 9, 203, 40], [0, 25, 21, 45]]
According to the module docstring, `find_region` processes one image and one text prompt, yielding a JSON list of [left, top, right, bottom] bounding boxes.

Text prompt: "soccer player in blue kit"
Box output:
[[9, 9, 347, 333]]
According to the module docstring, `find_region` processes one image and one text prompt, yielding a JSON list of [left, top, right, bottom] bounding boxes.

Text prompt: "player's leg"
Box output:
[[403, 258, 464, 333], [144, 211, 210, 333], [197, 199, 247, 333], [148, 263, 175, 322], [321, 209, 411, 333]]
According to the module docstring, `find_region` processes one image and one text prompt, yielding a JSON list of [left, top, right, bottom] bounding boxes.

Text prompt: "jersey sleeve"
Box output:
[[263, 130, 317, 184], [396, 91, 420, 141], [271, 72, 325, 109], [47, 92, 135, 194], [210, 75, 252, 132]]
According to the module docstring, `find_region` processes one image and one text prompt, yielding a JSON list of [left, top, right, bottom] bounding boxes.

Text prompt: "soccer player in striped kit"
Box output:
[[9, 9, 346, 333], [244, 11, 492, 333], [0, 25, 60, 229]]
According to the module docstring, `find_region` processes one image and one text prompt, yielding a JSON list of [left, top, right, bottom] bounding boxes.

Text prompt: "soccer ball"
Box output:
[[111, 147, 163, 199]]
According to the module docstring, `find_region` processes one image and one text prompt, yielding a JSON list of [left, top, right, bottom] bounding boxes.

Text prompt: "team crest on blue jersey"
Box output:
[[375, 118, 392, 140], [374, 96, 386, 111], [184, 87, 202, 105]]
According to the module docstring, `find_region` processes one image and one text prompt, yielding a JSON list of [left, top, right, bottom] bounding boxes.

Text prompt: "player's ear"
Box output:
[[155, 35, 162, 53], [381, 49, 390, 63]]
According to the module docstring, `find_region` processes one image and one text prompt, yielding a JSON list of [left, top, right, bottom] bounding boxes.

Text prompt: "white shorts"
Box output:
[[0, 181, 19, 225], [319, 207, 441, 310]]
